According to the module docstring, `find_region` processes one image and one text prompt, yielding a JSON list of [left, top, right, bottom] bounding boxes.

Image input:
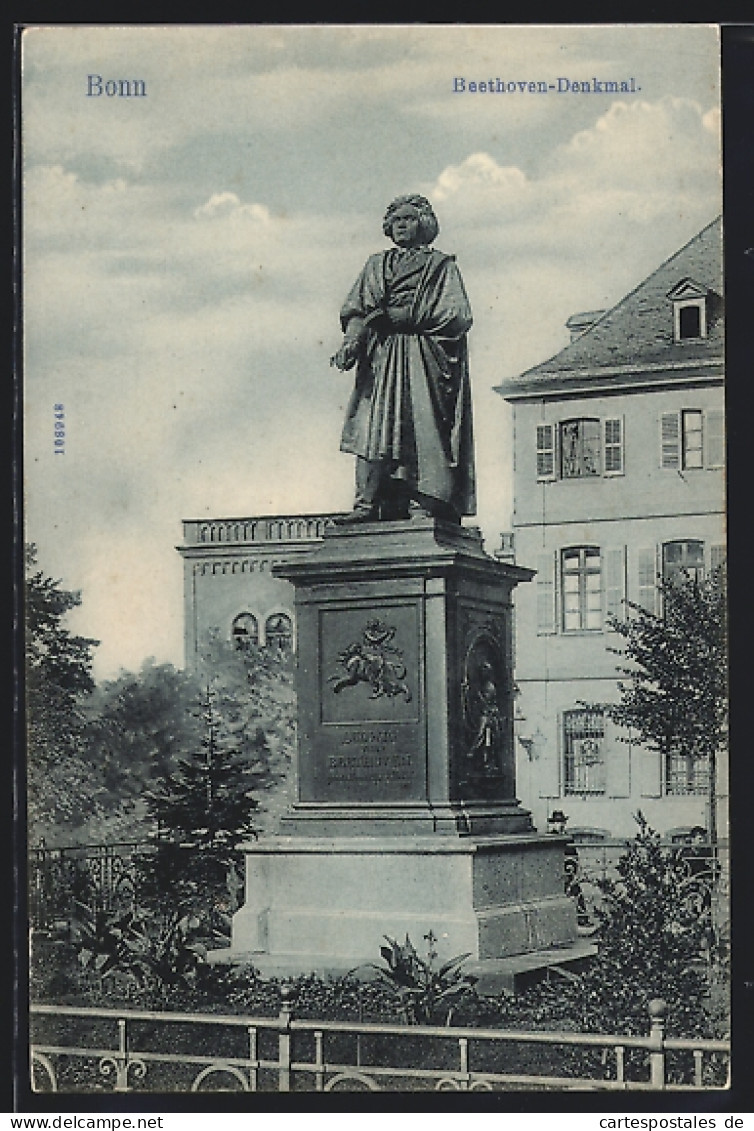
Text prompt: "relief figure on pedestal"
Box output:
[[331, 195, 476, 524], [328, 618, 412, 702], [462, 636, 506, 776]]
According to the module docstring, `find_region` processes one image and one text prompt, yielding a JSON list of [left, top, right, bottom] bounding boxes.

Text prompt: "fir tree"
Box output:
[[145, 685, 259, 851]]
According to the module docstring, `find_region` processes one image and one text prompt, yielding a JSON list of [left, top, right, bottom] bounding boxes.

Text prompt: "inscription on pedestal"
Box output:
[[328, 729, 410, 783]]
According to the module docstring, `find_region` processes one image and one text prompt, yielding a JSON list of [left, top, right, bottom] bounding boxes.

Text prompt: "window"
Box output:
[[265, 612, 293, 651], [660, 408, 724, 470], [561, 547, 602, 632], [666, 749, 710, 796], [563, 709, 606, 795], [679, 304, 702, 340], [536, 418, 623, 481], [232, 612, 259, 650], [560, 419, 601, 478], [662, 540, 705, 588]]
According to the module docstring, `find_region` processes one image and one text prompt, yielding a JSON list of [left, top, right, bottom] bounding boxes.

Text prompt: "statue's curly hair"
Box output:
[[382, 194, 439, 244]]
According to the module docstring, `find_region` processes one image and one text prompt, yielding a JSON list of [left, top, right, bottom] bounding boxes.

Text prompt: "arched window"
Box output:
[[231, 612, 259, 651], [265, 612, 293, 652]]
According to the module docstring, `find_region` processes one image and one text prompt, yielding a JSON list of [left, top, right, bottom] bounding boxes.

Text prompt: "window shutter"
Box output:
[[537, 729, 560, 799], [705, 409, 725, 468], [637, 548, 658, 614], [640, 746, 663, 798], [536, 552, 556, 634], [603, 547, 626, 627], [604, 417, 624, 475], [660, 412, 681, 469], [536, 423, 556, 479], [606, 725, 631, 798], [710, 544, 727, 574]]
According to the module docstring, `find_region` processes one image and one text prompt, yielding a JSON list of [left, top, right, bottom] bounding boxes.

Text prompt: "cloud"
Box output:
[[193, 193, 272, 222], [433, 152, 528, 203]]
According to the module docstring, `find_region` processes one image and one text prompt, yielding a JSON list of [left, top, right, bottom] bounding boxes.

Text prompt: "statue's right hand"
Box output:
[[330, 340, 359, 371]]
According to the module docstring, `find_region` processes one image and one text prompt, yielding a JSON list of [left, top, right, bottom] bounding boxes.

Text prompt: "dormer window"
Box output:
[[667, 278, 709, 342]]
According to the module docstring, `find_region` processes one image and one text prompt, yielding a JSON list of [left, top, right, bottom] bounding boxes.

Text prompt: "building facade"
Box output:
[[496, 217, 725, 840], [177, 513, 339, 668]]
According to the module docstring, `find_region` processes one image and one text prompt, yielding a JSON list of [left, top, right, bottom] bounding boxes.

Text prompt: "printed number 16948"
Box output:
[[54, 403, 65, 453]]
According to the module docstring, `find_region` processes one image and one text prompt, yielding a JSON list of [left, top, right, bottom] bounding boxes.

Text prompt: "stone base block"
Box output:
[[226, 834, 578, 969]]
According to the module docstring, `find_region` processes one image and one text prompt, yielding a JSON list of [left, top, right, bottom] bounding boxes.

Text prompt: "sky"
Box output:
[[21, 24, 722, 680]]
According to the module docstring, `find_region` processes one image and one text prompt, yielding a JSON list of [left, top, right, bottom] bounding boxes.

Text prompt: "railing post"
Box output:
[[277, 985, 295, 1092], [648, 999, 667, 1089]]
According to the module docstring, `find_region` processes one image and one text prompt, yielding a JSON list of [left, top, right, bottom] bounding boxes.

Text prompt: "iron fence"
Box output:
[[28, 842, 153, 932], [29, 995, 729, 1093]]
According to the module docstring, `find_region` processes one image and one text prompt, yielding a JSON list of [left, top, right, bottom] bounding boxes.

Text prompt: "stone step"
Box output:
[[208, 939, 598, 997]]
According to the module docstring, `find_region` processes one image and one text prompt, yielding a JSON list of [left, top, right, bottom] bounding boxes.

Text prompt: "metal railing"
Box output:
[[28, 842, 152, 932], [30, 995, 729, 1093]]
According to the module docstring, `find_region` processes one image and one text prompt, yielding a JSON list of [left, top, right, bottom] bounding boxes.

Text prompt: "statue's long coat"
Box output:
[[339, 246, 476, 516]]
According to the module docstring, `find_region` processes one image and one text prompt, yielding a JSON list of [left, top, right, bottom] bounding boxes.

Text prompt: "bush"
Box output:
[[494, 814, 727, 1045]]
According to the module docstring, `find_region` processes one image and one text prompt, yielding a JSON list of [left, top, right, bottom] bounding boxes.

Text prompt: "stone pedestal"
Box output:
[[228, 518, 579, 970], [231, 834, 576, 972]]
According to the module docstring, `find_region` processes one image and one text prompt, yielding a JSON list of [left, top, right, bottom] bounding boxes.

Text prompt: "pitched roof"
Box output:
[[501, 216, 723, 391]]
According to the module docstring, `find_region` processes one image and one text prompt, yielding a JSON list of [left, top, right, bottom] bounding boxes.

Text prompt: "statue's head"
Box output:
[[383, 195, 439, 246]]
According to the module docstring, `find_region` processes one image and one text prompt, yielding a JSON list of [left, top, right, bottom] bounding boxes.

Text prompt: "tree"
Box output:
[[144, 685, 259, 852], [606, 568, 727, 841], [82, 661, 206, 801], [25, 545, 98, 760], [585, 813, 717, 1036], [194, 631, 296, 835], [25, 546, 103, 840], [138, 685, 262, 930]]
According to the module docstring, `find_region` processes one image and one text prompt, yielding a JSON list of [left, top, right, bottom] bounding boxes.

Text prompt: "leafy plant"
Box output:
[[70, 898, 213, 998], [139, 910, 208, 991], [71, 902, 151, 985], [359, 931, 477, 1026]]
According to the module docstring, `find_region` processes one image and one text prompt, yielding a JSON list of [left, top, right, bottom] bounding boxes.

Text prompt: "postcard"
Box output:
[[20, 24, 728, 1100]]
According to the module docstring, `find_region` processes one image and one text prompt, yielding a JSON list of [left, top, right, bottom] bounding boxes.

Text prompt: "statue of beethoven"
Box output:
[[331, 195, 476, 524]]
